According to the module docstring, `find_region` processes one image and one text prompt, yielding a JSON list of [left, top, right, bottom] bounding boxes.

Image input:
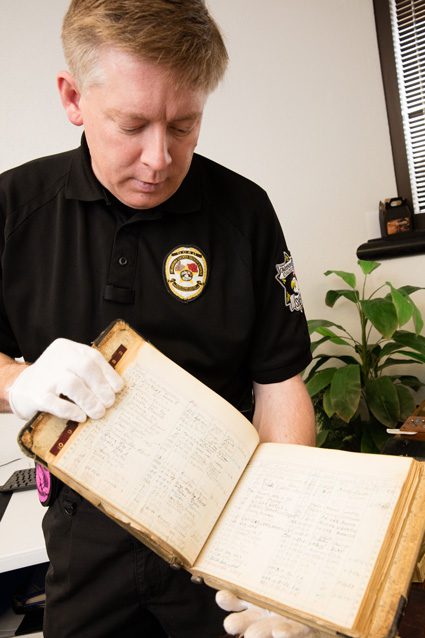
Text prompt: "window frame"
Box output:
[[357, 0, 425, 259], [373, 0, 413, 210], [373, 0, 425, 230]]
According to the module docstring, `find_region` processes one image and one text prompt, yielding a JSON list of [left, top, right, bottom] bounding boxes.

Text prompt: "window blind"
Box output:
[[390, 0, 425, 213]]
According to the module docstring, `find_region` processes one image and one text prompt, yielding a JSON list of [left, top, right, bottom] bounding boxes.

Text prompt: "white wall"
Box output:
[[0, 2, 80, 165], [198, 1, 423, 322], [1, 1, 424, 383]]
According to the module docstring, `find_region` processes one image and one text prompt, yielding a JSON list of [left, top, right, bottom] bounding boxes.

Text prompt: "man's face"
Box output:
[[64, 49, 207, 209]]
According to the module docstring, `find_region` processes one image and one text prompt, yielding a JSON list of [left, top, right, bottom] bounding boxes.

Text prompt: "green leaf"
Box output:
[[360, 427, 380, 453], [365, 419, 390, 452], [306, 368, 337, 397], [315, 327, 351, 346], [358, 259, 381, 275], [310, 336, 331, 353], [395, 384, 415, 421], [307, 354, 359, 378], [397, 288, 425, 334], [316, 430, 329, 447], [379, 357, 425, 370], [336, 355, 360, 365], [323, 387, 335, 417], [393, 330, 425, 355], [379, 342, 405, 357], [325, 289, 360, 307], [362, 299, 398, 338], [388, 284, 413, 327], [391, 350, 425, 364], [324, 270, 356, 289], [307, 319, 346, 334], [394, 375, 424, 391], [412, 305, 424, 335], [364, 343, 382, 370], [329, 365, 361, 422], [304, 355, 332, 381], [398, 285, 425, 296], [364, 377, 400, 427]]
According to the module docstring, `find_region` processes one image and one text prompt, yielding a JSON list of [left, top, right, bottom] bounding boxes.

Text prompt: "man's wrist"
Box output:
[[1, 360, 30, 410]]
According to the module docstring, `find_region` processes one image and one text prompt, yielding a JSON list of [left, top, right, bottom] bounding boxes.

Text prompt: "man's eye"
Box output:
[[171, 126, 192, 136], [120, 126, 144, 135]]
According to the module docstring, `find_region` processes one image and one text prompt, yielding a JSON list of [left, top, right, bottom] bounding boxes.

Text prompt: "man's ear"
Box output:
[[57, 71, 84, 126]]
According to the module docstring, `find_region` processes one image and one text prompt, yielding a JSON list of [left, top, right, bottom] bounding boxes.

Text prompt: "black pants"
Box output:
[[42, 485, 228, 638]]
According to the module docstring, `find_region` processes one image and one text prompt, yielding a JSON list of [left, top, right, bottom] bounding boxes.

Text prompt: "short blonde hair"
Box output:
[[62, 0, 228, 92]]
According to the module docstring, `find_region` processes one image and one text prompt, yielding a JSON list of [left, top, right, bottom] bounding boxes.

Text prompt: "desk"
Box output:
[[0, 415, 47, 573]]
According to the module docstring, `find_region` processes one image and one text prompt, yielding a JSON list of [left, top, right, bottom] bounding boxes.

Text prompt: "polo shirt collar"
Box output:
[[65, 133, 202, 215], [65, 134, 106, 202]]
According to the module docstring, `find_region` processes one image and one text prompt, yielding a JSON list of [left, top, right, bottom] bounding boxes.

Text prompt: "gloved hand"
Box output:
[[8, 338, 124, 422], [216, 590, 317, 638]]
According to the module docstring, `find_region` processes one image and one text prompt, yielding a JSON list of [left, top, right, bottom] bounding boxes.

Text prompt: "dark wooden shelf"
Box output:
[[357, 230, 425, 260]]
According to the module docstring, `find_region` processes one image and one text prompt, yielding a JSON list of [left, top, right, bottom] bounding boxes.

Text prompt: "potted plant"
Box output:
[[305, 259, 425, 452]]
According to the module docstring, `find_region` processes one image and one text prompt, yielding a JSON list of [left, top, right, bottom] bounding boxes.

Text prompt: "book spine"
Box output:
[[385, 596, 407, 638], [92, 318, 125, 346]]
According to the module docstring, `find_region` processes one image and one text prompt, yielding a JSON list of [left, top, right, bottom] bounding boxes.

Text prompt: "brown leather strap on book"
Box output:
[[49, 344, 127, 456]]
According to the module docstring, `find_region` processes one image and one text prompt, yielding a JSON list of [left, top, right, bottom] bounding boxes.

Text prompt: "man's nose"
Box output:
[[140, 127, 172, 171]]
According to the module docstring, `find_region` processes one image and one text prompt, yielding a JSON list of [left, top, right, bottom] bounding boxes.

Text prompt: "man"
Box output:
[[0, 1, 315, 636]]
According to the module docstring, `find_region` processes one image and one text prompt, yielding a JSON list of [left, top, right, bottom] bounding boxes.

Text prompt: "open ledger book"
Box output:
[[19, 320, 425, 638]]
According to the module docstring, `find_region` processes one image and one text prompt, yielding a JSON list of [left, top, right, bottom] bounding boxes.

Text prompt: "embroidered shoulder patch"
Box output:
[[164, 246, 208, 302], [275, 252, 304, 312]]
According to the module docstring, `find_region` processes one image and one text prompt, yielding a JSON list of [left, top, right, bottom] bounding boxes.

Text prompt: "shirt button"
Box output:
[[118, 256, 128, 266], [64, 501, 76, 516]]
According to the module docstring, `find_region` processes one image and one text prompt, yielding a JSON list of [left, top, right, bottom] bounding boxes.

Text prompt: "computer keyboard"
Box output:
[[0, 468, 37, 492]]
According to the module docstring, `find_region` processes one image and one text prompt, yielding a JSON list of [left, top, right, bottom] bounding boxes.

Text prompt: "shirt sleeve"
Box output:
[[248, 192, 312, 383], [0, 180, 22, 359], [0, 281, 21, 358]]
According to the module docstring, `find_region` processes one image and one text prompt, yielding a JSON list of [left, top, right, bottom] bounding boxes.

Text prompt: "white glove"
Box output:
[[216, 590, 317, 638], [8, 338, 124, 422]]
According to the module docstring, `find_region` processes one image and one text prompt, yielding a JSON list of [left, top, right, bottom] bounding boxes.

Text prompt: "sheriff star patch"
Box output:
[[164, 246, 208, 302], [275, 252, 304, 312]]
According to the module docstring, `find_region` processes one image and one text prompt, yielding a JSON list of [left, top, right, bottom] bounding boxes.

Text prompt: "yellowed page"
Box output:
[[195, 443, 412, 629], [54, 341, 259, 566]]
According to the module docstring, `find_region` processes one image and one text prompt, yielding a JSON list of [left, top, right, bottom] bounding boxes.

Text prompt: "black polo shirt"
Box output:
[[0, 136, 311, 411]]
